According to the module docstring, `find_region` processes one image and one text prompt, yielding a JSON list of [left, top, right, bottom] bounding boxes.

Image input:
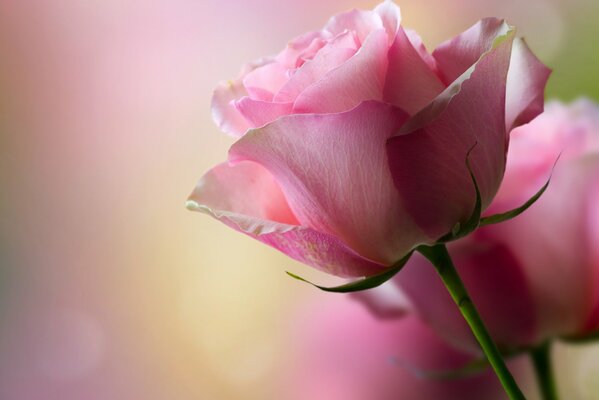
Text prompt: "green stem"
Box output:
[[531, 342, 558, 400], [418, 244, 526, 400]]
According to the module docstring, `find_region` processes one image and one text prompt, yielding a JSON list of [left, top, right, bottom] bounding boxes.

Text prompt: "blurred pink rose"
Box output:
[[363, 99, 599, 351], [282, 296, 537, 400], [189, 1, 549, 277]]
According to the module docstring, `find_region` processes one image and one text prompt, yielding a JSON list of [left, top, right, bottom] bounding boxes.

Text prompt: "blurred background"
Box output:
[[0, 0, 598, 399]]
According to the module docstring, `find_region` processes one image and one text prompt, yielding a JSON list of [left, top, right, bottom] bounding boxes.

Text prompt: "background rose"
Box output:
[[361, 99, 599, 352], [282, 295, 539, 400], [189, 1, 550, 278]]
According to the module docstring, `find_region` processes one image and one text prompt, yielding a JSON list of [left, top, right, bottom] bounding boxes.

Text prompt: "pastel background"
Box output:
[[0, 0, 598, 399]]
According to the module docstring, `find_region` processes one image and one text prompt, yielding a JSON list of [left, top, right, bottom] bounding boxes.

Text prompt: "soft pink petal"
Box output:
[[384, 27, 446, 114], [489, 99, 599, 215], [277, 31, 330, 68], [234, 97, 293, 128], [211, 58, 274, 137], [433, 18, 510, 84], [293, 29, 388, 114], [187, 161, 385, 277], [505, 38, 551, 131], [324, 8, 383, 43], [374, 0, 401, 43], [274, 31, 359, 103], [242, 62, 289, 101], [387, 30, 514, 239], [404, 28, 440, 74], [230, 101, 427, 265], [284, 297, 537, 400], [211, 79, 252, 137], [395, 238, 537, 353]]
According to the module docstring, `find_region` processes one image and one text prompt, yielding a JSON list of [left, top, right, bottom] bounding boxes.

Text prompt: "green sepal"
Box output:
[[392, 345, 525, 381], [392, 356, 491, 380], [285, 251, 414, 293], [439, 144, 482, 242], [479, 156, 559, 226]]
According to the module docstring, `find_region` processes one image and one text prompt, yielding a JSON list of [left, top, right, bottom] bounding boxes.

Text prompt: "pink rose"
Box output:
[[363, 99, 599, 351], [282, 296, 537, 400], [188, 1, 549, 277]]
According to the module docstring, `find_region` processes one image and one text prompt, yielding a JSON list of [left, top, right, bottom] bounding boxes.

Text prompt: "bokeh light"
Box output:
[[0, 0, 598, 398]]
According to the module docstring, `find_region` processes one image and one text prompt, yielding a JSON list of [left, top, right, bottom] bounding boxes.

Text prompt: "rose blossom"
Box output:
[[282, 296, 538, 400], [188, 1, 549, 277], [361, 99, 599, 351]]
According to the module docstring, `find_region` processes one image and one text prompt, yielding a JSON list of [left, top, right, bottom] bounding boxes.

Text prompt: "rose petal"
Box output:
[[211, 79, 252, 137], [324, 8, 384, 43], [489, 100, 599, 214], [505, 38, 551, 131], [374, 0, 401, 43], [277, 31, 331, 68], [404, 28, 439, 74], [387, 28, 514, 239], [211, 58, 274, 137], [433, 18, 511, 84], [242, 62, 290, 101], [234, 97, 293, 128], [188, 161, 385, 277], [395, 239, 537, 353], [293, 29, 388, 114], [384, 27, 445, 114], [274, 31, 359, 103], [230, 101, 428, 265]]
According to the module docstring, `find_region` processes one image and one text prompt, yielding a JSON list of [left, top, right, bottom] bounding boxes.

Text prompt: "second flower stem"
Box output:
[[531, 341, 558, 400], [419, 244, 526, 400]]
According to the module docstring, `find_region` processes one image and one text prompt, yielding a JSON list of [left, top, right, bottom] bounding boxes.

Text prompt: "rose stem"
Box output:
[[418, 244, 527, 400], [531, 341, 558, 400]]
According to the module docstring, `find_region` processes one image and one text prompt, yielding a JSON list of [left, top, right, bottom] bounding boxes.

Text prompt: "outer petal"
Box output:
[[211, 58, 273, 137], [230, 101, 428, 265], [283, 297, 537, 400], [387, 28, 515, 239], [433, 18, 511, 84], [505, 38, 551, 131], [324, 8, 384, 43], [292, 29, 388, 114], [187, 161, 385, 277], [242, 62, 289, 101], [234, 97, 293, 129], [374, 0, 401, 43], [395, 238, 537, 353], [384, 27, 446, 114], [404, 29, 440, 74], [211, 79, 252, 137], [489, 99, 599, 215]]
